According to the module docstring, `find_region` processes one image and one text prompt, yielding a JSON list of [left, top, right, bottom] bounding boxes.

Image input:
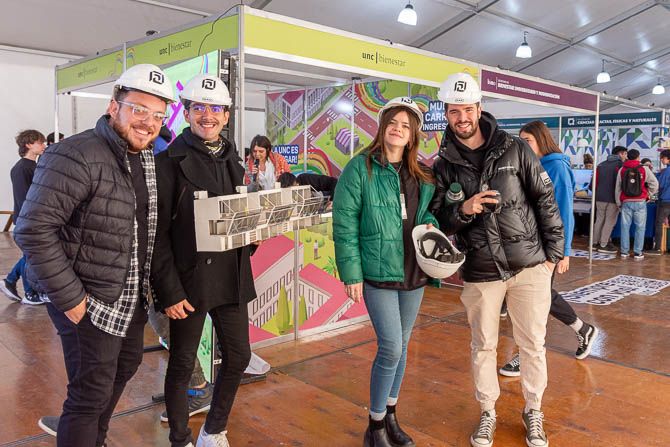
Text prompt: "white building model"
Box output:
[[194, 184, 328, 252]]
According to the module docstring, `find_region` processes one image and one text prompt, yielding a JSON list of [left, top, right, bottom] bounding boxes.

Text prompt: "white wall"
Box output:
[[0, 49, 73, 213]]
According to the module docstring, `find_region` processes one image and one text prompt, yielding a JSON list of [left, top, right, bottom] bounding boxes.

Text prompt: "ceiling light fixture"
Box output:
[[515, 31, 532, 58], [596, 60, 610, 84], [652, 78, 665, 95], [397, 2, 417, 26]]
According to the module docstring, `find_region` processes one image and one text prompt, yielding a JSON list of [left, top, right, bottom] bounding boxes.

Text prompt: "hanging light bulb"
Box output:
[[515, 31, 532, 58], [596, 60, 610, 84], [652, 78, 665, 95], [397, 2, 417, 26]]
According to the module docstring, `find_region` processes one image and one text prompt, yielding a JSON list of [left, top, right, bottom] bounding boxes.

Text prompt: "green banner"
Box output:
[[127, 15, 238, 68], [245, 14, 477, 84], [57, 15, 237, 92], [56, 49, 124, 92]]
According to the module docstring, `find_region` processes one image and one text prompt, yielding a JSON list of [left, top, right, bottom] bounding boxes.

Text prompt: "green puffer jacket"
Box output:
[[333, 153, 438, 285]]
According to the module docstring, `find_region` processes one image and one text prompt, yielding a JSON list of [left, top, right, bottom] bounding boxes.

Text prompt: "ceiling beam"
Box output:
[[0, 43, 83, 59], [511, 1, 657, 72], [250, 0, 274, 9], [579, 45, 670, 88], [127, 0, 211, 16], [626, 82, 670, 101], [411, 0, 500, 48]]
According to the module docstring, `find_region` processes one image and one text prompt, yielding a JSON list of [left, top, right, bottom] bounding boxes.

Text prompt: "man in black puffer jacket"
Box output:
[[430, 73, 563, 447], [15, 64, 174, 447]]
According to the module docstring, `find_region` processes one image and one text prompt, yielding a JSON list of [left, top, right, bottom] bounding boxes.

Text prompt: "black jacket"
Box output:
[[9, 157, 36, 220], [430, 112, 564, 282], [593, 154, 623, 203], [14, 116, 137, 311], [298, 173, 338, 199], [151, 128, 256, 312]]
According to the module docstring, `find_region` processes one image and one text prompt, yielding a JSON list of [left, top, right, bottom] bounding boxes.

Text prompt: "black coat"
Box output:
[[430, 112, 564, 282], [298, 173, 338, 199], [14, 116, 137, 311], [593, 155, 623, 203], [9, 157, 36, 220], [151, 128, 256, 312]]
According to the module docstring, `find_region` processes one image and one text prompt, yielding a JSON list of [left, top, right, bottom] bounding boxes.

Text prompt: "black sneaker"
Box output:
[[645, 248, 662, 256], [597, 243, 618, 254], [522, 409, 548, 447], [500, 300, 508, 318], [499, 353, 520, 377], [38, 415, 59, 436], [0, 279, 21, 301], [633, 253, 644, 261], [160, 381, 213, 422], [21, 291, 45, 306], [575, 323, 600, 360]]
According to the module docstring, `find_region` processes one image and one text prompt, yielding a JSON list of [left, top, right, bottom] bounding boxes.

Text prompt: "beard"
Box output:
[[110, 117, 157, 153], [451, 119, 479, 140]]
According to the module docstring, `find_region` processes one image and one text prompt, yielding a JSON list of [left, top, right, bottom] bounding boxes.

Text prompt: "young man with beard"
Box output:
[[430, 73, 564, 447], [14, 64, 174, 447], [151, 74, 256, 447]]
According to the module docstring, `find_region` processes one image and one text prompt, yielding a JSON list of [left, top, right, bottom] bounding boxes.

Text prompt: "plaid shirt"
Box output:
[[87, 150, 158, 337]]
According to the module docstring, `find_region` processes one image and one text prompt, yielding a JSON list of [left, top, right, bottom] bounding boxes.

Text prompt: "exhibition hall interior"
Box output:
[[1, 1, 669, 446]]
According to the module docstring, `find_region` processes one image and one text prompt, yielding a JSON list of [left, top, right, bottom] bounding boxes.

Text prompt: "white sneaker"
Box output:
[[196, 426, 230, 447]]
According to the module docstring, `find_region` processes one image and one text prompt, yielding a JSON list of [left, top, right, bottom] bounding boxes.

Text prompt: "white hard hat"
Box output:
[[438, 72, 482, 105], [412, 225, 465, 279], [180, 74, 232, 106], [115, 64, 175, 103], [378, 96, 423, 127]]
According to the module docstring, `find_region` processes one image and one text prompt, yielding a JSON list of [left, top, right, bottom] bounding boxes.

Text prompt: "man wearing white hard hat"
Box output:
[[15, 63, 174, 446], [151, 73, 256, 447], [430, 73, 564, 447]]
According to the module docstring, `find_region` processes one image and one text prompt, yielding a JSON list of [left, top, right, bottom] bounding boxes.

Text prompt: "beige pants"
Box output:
[[461, 263, 552, 412]]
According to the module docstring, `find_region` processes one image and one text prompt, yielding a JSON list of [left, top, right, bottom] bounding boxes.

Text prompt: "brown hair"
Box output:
[[15, 129, 45, 157], [249, 134, 272, 159], [519, 120, 561, 156], [364, 106, 433, 184]]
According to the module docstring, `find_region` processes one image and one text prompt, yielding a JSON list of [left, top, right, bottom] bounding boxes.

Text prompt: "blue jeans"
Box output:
[[363, 283, 424, 415], [620, 201, 647, 254], [6, 255, 34, 294]]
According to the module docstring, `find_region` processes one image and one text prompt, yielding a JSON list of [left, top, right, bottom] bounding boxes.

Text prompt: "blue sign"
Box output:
[[497, 116, 560, 130], [422, 101, 447, 132], [561, 112, 662, 128], [274, 144, 300, 165]]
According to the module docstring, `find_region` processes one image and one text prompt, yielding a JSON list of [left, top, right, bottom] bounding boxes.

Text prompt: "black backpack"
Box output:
[[621, 167, 642, 197]]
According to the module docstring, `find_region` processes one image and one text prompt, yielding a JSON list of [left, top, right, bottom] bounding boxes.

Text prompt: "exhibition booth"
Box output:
[[51, 6, 668, 378]]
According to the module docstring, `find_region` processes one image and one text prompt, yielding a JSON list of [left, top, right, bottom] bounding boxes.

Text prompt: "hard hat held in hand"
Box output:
[[438, 72, 482, 105], [115, 64, 175, 103], [412, 225, 465, 279], [378, 96, 424, 127], [180, 74, 232, 106]]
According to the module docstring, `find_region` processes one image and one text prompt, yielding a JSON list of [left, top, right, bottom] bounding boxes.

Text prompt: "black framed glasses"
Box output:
[[190, 103, 227, 114], [117, 101, 168, 123]]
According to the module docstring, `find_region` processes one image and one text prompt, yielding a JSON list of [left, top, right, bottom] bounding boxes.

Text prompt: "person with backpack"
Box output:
[[615, 149, 658, 259], [592, 146, 627, 253]]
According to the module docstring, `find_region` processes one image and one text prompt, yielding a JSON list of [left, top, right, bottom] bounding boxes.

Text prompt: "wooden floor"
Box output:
[[1, 231, 669, 447]]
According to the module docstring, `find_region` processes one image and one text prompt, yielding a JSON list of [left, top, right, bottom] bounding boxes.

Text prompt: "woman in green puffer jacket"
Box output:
[[333, 97, 438, 447]]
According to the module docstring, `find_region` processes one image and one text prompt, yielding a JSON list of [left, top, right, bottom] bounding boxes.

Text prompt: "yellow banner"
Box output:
[[57, 15, 238, 92], [245, 14, 477, 84], [127, 16, 238, 68], [57, 50, 124, 92]]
